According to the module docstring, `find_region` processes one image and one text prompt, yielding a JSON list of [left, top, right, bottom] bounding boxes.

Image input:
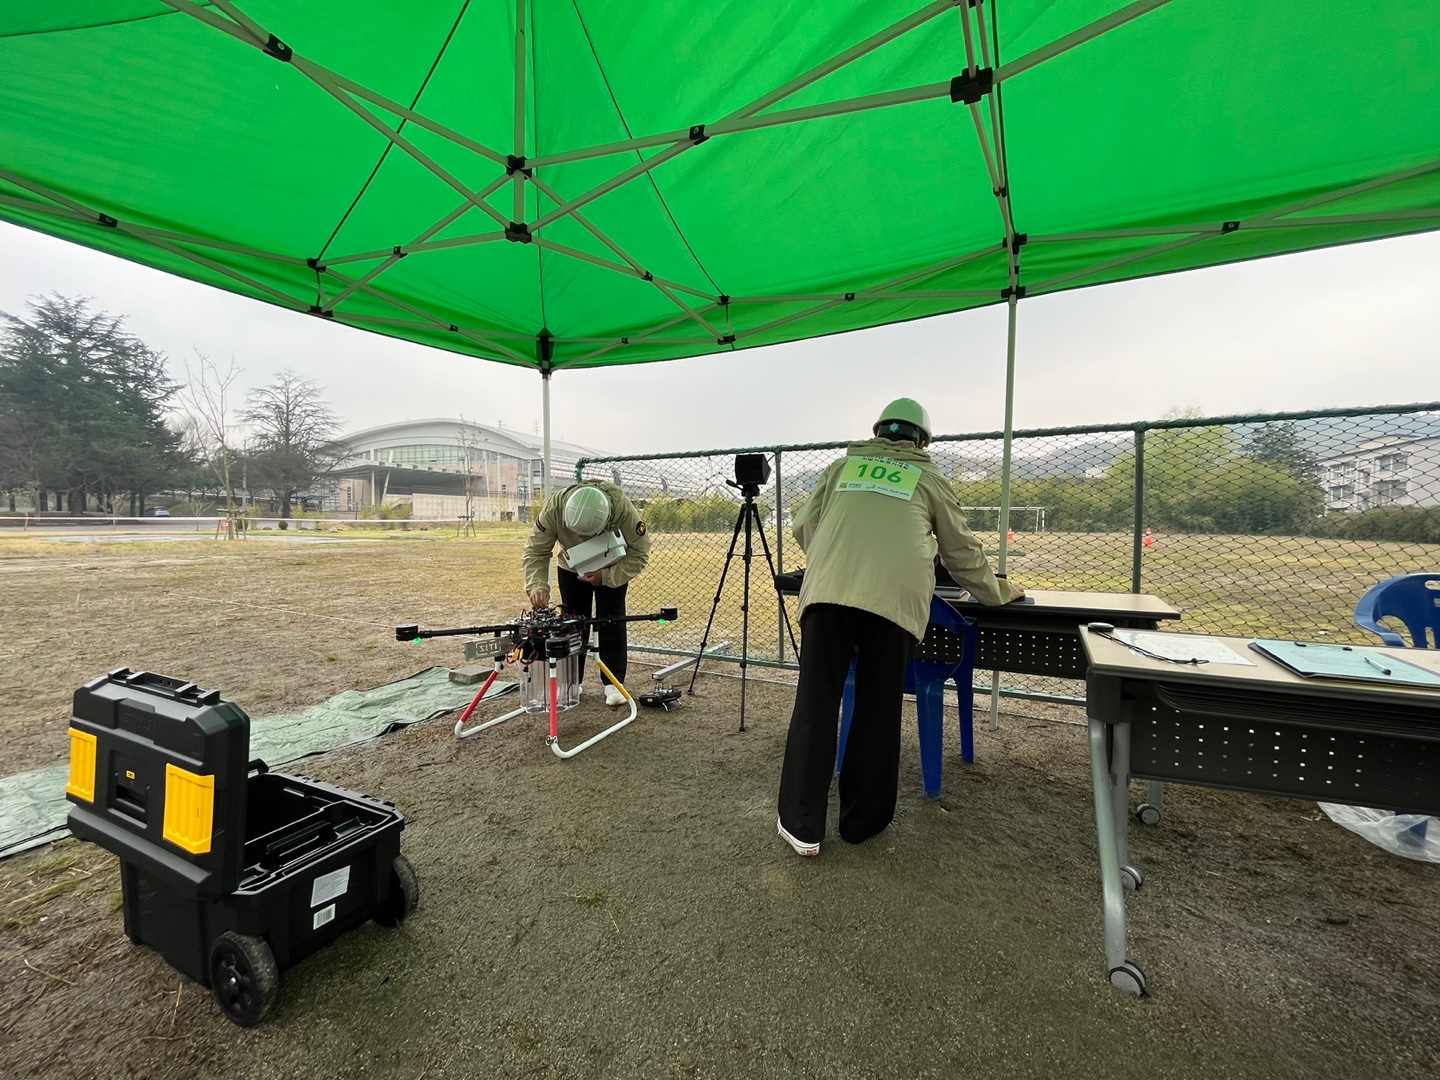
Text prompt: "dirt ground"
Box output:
[[2, 535, 1439, 1079]]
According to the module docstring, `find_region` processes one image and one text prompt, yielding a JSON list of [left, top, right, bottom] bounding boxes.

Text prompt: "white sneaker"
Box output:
[[604, 684, 627, 707], [777, 817, 819, 857]]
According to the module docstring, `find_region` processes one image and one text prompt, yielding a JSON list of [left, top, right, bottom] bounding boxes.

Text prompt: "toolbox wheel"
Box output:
[[208, 931, 279, 1027], [374, 854, 419, 928]]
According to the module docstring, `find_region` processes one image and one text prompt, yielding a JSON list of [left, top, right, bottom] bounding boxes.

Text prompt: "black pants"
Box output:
[[556, 567, 628, 686], [777, 604, 915, 845]]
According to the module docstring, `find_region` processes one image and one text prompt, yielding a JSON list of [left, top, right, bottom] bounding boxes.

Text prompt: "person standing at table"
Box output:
[[777, 398, 1025, 856], [523, 480, 652, 705]]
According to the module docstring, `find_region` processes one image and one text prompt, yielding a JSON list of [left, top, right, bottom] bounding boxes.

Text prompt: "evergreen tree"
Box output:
[[0, 295, 184, 512]]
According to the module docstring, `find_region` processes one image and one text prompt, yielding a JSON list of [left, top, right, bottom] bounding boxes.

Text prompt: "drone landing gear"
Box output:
[[452, 647, 638, 758]]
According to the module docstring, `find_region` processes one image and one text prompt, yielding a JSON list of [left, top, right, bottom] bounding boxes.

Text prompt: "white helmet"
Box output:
[[563, 485, 611, 536]]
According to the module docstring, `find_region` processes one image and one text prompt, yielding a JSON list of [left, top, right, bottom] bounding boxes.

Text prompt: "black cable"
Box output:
[[1094, 629, 1207, 665], [568, 0, 723, 296], [316, 0, 475, 262]]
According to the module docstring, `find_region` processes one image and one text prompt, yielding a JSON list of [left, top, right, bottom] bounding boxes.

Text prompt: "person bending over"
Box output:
[[776, 398, 1025, 856], [523, 481, 652, 706]]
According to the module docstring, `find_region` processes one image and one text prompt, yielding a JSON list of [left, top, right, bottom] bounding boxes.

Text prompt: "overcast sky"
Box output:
[[2, 220, 1437, 456]]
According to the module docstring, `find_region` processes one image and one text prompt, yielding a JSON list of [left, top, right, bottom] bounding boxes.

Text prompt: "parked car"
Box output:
[[143, 507, 171, 517]]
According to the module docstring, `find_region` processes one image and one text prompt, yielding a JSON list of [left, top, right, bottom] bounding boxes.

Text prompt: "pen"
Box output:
[[1363, 655, 1392, 677]]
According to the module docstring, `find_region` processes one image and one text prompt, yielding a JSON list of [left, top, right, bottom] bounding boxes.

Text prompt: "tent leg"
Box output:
[[990, 289, 1019, 731], [542, 368, 552, 500]]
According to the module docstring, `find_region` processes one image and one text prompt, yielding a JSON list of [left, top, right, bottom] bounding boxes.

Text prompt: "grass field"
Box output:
[[621, 527, 1440, 660], [3, 524, 1434, 776], [3, 526, 1439, 1078]]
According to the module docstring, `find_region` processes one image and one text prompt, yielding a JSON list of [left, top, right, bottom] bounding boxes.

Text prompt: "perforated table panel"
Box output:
[[917, 624, 969, 665], [975, 628, 1086, 677], [1128, 691, 1440, 814]]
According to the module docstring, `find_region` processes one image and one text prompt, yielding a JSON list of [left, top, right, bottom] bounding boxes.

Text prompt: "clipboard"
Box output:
[[1248, 639, 1440, 688]]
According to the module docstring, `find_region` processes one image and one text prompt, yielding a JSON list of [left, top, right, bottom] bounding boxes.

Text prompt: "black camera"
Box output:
[[733, 453, 772, 487]]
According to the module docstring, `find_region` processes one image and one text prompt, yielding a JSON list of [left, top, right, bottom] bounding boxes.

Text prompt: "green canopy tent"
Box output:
[[2, 0, 1437, 526]]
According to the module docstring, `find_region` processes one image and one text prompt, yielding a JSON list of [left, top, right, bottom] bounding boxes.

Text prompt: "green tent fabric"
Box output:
[[1, 0, 1436, 373]]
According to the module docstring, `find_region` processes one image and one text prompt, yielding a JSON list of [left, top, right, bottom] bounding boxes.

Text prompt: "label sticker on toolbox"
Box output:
[[313, 904, 335, 930], [310, 865, 351, 907]]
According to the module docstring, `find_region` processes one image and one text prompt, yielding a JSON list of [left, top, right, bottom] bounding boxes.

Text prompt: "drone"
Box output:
[[396, 606, 678, 759]]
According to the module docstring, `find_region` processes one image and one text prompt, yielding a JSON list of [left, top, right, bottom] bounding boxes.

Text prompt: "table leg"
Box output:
[[1089, 716, 1149, 996], [1109, 723, 1135, 881]]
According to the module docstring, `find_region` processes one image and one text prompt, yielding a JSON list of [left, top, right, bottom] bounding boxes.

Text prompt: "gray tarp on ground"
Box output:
[[0, 667, 514, 858]]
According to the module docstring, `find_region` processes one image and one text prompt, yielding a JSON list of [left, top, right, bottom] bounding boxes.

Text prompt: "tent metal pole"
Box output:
[[542, 369, 553, 503], [989, 289, 1019, 731], [529, 0, 1175, 169], [1032, 157, 1440, 294], [323, 267, 530, 362], [528, 0, 962, 169], [513, 0, 529, 225], [323, 228, 506, 266]]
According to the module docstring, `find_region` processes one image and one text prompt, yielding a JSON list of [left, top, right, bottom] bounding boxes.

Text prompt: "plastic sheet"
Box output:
[[1319, 804, 1440, 864], [0, 667, 513, 859]]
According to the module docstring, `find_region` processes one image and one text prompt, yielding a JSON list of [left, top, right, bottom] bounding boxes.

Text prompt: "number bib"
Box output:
[[835, 456, 922, 501]]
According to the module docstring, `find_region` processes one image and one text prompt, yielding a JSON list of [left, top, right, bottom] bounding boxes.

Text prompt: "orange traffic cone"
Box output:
[[1007, 529, 1015, 543], [1143, 527, 1154, 549]]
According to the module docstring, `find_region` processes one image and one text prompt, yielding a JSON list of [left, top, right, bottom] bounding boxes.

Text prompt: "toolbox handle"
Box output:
[[248, 759, 270, 774], [108, 668, 221, 706]]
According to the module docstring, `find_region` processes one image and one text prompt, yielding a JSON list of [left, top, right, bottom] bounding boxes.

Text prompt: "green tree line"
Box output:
[[950, 422, 1327, 535], [1, 296, 344, 517]]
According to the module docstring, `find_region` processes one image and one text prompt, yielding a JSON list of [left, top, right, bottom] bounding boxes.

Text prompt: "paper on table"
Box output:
[[1112, 630, 1255, 666]]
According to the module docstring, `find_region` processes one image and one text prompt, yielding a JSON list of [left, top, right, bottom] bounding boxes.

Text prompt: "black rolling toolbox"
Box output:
[[64, 668, 417, 1026]]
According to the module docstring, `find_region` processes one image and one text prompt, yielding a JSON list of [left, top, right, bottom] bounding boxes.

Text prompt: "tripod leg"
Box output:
[[689, 504, 748, 694], [739, 502, 755, 732], [751, 505, 800, 658]]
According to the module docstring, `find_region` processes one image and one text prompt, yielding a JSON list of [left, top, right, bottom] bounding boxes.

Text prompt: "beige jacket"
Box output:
[[522, 480, 653, 593], [792, 437, 1012, 641]]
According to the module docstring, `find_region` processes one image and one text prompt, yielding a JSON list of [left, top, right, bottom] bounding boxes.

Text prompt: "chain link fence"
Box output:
[[578, 403, 1440, 703]]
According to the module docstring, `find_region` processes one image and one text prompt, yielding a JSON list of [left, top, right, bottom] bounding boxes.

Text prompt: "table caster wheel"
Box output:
[[1121, 864, 1143, 891], [1135, 802, 1162, 826], [1108, 961, 1149, 996]]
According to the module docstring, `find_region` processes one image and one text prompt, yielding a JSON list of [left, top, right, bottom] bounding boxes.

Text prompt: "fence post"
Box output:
[[1131, 427, 1146, 593], [774, 450, 785, 663]]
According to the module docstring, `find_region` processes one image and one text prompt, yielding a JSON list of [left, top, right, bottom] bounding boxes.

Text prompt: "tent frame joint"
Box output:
[[307, 305, 334, 319], [1000, 285, 1026, 300], [506, 154, 532, 177], [689, 125, 709, 145], [505, 221, 533, 243], [263, 34, 293, 63], [96, 213, 118, 228], [949, 68, 993, 104]]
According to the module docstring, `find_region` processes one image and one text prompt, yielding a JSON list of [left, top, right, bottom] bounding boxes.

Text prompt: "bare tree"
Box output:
[[176, 352, 243, 532], [241, 372, 343, 518]]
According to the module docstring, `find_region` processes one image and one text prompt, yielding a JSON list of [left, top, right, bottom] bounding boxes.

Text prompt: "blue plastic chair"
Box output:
[[837, 597, 977, 798], [1354, 573, 1440, 649]]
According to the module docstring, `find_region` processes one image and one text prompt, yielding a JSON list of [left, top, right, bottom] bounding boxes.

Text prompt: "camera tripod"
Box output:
[[689, 479, 799, 731]]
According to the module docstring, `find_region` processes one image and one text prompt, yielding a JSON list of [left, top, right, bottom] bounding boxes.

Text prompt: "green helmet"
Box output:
[[873, 398, 932, 444]]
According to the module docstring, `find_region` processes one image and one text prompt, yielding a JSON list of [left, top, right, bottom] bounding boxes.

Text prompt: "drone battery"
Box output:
[[518, 631, 582, 713], [565, 529, 627, 576]]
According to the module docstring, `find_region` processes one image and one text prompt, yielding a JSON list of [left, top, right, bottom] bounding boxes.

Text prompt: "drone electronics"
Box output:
[[564, 528, 627, 575], [637, 686, 683, 711], [396, 606, 677, 758]]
